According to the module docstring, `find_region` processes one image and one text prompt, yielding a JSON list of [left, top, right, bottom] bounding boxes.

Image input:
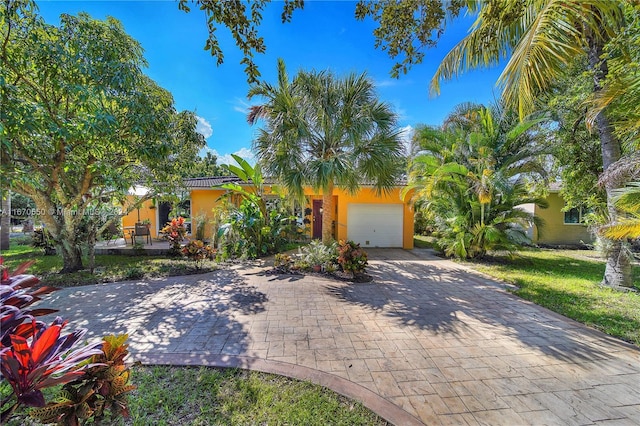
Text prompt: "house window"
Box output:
[[564, 206, 589, 224]]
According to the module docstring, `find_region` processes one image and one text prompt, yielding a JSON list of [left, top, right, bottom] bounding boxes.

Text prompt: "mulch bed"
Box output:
[[265, 267, 373, 283]]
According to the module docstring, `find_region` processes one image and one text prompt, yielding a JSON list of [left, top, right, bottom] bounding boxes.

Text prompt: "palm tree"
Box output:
[[404, 103, 548, 259], [0, 191, 10, 250], [430, 0, 632, 287], [248, 59, 404, 244]]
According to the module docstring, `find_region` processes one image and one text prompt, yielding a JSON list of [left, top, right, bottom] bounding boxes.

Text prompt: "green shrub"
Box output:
[[124, 266, 145, 280], [298, 241, 337, 271], [181, 240, 216, 269], [31, 228, 56, 255], [337, 240, 368, 276]]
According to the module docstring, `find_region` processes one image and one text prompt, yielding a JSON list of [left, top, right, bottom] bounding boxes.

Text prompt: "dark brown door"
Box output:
[[312, 200, 322, 239], [158, 201, 171, 230]]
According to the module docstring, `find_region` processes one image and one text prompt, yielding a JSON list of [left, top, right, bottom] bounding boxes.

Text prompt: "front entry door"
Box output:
[[158, 201, 172, 232], [312, 200, 322, 239]]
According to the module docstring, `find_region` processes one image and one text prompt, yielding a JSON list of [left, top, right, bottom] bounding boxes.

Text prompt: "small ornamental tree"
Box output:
[[1, 4, 204, 272]]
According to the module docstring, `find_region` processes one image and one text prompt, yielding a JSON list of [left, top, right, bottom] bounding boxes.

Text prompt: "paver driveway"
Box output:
[[41, 249, 640, 425]]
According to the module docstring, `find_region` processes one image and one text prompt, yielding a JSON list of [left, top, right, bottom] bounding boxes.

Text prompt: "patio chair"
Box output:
[[134, 223, 152, 245], [105, 222, 122, 245]]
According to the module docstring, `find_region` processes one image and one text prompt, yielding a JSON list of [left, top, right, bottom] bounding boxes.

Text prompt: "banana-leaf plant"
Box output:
[[215, 154, 300, 258]]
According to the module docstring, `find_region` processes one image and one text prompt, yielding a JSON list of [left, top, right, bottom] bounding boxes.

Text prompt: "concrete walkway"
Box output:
[[41, 249, 640, 425]]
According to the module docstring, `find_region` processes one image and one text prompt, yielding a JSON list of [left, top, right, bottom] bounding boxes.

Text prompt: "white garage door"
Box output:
[[347, 203, 403, 248]]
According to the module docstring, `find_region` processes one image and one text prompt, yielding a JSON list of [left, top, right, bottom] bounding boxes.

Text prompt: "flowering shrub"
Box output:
[[337, 240, 368, 277], [181, 240, 216, 269], [161, 216, 187, 255]]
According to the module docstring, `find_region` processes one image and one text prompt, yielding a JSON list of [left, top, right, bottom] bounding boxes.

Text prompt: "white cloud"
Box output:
[[199, 146, 256, 166], [375, 79, 398, 88], [394, 105, 408, 121], [195, 116, 213, 139], [219, 147, 255, 166], [231, 97, 251, 115], [374, 77, 413, 89], [398, 125, 414, 156]]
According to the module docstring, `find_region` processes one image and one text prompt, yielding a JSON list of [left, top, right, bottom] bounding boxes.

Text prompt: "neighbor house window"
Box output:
[[564, 206, 589, 224]]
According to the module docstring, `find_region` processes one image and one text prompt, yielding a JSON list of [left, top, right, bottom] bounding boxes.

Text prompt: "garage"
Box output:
[[347, 203, 403, 248]]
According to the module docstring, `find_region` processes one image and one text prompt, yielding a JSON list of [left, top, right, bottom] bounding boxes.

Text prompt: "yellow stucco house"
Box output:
[[122, 177, 415, 249], [525, 184, 594, 246]]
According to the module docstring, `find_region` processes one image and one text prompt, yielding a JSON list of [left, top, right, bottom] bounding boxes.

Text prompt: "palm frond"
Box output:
[[601, 220, 640, 240], [432, 0, 623, 118]]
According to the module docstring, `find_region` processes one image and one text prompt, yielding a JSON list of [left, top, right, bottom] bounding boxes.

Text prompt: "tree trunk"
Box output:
[[59, 241, 83, 273], [57, 221, 84, 273], [587, 26, 632, 288], [0, 191, 10, 251], [88, 219, 96, 274], [322, 182, 334, 244]]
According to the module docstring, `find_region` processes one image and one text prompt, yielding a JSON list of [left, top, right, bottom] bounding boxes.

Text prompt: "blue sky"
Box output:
[[37, 1, 505, 165]]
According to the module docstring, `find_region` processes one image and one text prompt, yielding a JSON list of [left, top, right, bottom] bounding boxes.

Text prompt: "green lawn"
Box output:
[[2, 366, 387, 426], [465, 249, 640, 346], [413, 235, 436, 249], [2, 244, 217, 287], [125, 366, 387, 426]]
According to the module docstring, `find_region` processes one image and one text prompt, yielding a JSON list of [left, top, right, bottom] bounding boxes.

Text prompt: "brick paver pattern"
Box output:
[[43, 249, 640, 425]]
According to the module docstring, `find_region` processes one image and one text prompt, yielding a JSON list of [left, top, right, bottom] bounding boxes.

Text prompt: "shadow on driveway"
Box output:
[[326, 249, 621, 364], [40, 270, 267, 356]]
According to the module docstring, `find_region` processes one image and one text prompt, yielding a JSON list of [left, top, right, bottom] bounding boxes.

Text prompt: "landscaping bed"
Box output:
[[265, 266, 373, 283], [2, 244, 218, 287]]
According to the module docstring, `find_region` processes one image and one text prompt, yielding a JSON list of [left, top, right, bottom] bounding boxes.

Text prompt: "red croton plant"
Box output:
[[0, 258, 135, 425], [161, 216, 188, 255]]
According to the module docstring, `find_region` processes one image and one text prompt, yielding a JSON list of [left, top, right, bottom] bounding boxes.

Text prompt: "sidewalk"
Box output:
[[41, 249, 640, 425]]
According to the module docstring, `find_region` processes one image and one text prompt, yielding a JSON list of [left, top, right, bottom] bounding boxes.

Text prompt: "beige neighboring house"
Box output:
[[531, 183, 594, 246]]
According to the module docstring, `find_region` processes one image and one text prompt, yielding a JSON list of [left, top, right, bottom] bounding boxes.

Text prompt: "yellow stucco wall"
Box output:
[[534, 192, 594, 245], [190, 189, 227, 241], [122, 198, 159, 238], [124, 185, 414, 249]]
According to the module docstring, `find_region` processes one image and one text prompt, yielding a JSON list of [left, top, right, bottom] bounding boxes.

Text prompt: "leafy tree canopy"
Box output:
[[182, 151, 223, 178], [178, 0, 305, 84], [591, 1, 640, 151], [1, 1, 205, 271], [537, 60, 606, 215], [180, 0, 468, 83]]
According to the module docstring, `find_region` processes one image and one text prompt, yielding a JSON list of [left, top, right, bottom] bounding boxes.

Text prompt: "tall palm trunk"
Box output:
[[322, 182, 334, 244], [587, 26, 632, 288], [1, 191, 10, 250]]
